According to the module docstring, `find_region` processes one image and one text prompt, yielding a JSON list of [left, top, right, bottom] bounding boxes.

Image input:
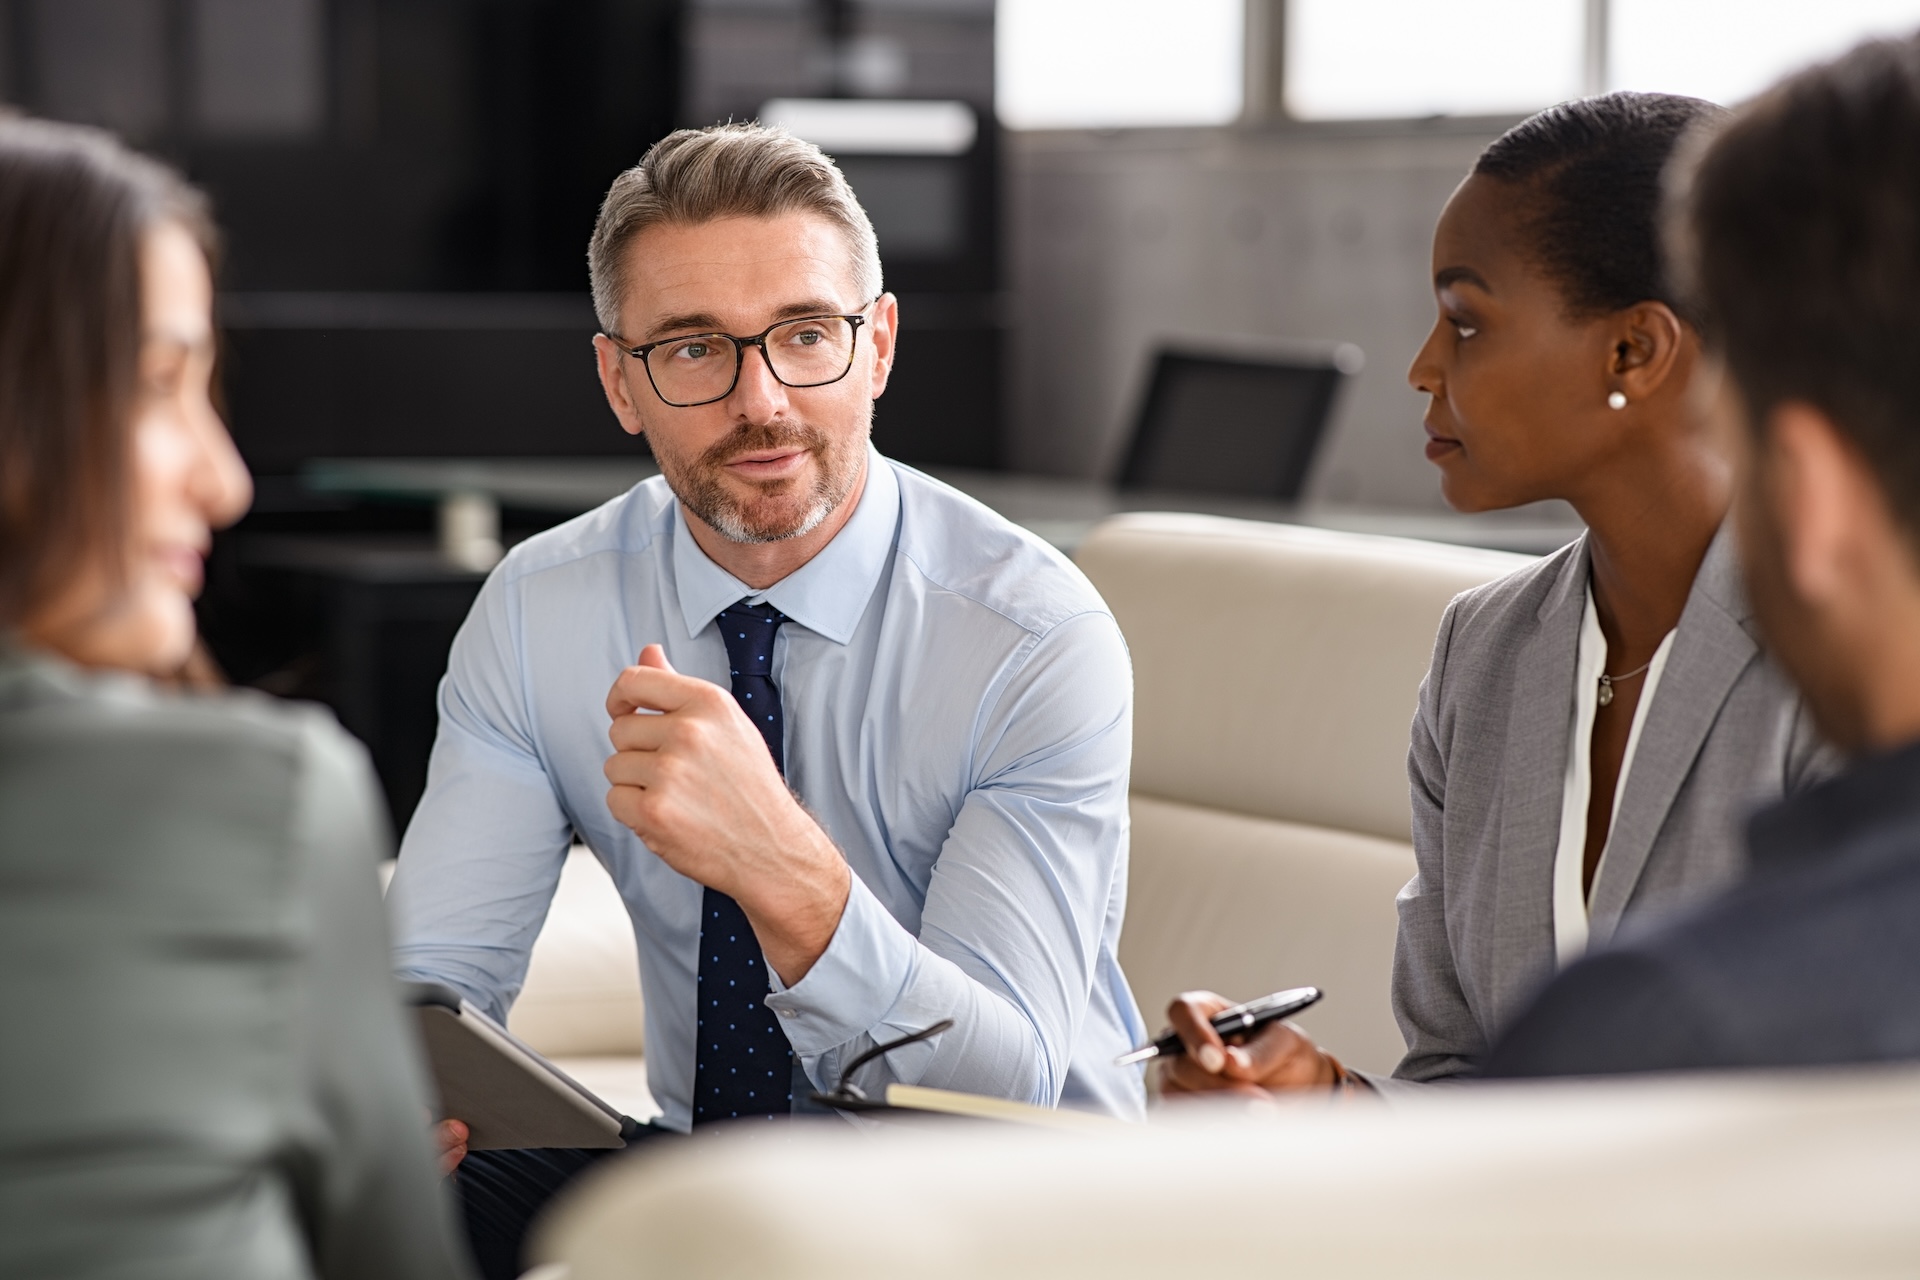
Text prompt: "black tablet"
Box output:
[[406, 982, 638, 1151]]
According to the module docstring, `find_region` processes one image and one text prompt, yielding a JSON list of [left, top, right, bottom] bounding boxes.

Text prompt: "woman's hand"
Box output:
[[1157, 991, 1341, 1096]]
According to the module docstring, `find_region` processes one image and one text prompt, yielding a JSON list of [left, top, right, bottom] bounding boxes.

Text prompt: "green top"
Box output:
[[0, 646, 471, 1279]]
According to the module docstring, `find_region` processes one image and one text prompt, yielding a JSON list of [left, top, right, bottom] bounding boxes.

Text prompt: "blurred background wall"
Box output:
[[7, 1, 1909, 497], [1006, 123, 1494, 507], [7, 0, 1918, 823]]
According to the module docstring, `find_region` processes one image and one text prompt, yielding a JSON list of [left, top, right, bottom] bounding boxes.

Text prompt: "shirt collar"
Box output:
[[671, 444, 899, 645], [1747, 736, 1920, 874]]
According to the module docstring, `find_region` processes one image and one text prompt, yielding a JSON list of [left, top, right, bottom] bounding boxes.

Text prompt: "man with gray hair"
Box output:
[[388, 122, 1146, 1275]]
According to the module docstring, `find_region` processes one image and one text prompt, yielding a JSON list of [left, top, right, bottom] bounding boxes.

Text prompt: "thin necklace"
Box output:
[[1597, 660, 1654, 708]]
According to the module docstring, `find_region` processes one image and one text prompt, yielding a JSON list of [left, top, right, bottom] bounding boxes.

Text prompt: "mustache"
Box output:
[[697, 421, 827, 471]]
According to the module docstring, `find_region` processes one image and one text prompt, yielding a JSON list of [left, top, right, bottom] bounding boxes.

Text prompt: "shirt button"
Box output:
[[779, 1008, 797, 1018]]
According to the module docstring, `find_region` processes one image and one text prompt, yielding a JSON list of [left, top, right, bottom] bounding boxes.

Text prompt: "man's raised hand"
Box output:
[[603, 644, 850, 983]]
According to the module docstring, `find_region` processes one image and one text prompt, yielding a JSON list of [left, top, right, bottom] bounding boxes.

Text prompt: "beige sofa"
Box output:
[[1077, 513, 1529, 1072], [502, 849, 659, 1121], [532, 1066, 1920, 1279], [499, 512, 1531, 1107]]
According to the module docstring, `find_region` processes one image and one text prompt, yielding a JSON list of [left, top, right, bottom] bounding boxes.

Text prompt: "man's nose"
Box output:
[[728, 342, 791, 419]]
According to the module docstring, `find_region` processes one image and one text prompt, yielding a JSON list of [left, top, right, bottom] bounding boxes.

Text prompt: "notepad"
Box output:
[[881, 1084, 1118, 1130], [813, 1080, 1118, 1130]]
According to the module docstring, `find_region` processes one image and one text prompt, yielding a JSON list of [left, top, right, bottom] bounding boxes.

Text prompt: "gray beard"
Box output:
[[655, 417, 867, 545], [692, 483, 836, 544]]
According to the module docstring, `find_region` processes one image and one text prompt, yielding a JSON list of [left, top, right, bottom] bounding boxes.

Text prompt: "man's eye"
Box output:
[[785, 327, 826, 347], [674, 341, 713, 361]]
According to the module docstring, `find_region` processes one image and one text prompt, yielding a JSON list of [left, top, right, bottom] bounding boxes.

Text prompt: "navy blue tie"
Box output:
[[692, 600, 796, 1125]]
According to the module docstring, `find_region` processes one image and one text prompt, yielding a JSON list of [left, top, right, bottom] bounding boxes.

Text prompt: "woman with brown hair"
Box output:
[[0, 117, 470, 1278]]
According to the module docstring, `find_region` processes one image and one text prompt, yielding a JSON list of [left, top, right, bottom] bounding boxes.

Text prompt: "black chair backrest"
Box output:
[[1117, 345, 1356, 500]]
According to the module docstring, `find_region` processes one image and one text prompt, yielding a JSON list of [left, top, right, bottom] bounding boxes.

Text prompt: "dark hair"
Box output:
[[1474, 92, 1725, 322], [1676, 38, 1920, 543], [0, 116, 214, 631]]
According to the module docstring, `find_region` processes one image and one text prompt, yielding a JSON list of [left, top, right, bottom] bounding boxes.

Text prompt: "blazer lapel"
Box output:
[[1486, 538, 1589, 1028], [1586, 522, 1757, 946]]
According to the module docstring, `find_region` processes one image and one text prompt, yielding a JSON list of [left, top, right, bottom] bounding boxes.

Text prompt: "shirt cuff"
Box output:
[[763, 872, 915, 1056]]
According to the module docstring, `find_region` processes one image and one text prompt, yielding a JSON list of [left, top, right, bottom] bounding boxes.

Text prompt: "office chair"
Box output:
[[1117, 343, 1361, 500]]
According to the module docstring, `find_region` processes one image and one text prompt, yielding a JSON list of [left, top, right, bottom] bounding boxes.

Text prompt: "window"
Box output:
[[1286, 0, 1920, 121], [1286, 0, 1585, 120], [1610, 0, 1920, 103], [996, 0, 1245, 130]]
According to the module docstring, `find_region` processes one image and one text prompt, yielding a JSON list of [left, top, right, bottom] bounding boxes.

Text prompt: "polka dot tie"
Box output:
[[692, 601, 796, 1125]]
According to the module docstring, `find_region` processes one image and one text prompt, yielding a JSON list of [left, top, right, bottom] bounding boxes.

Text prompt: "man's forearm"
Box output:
[[766, 876, 1063, 1106], [739, 818, 852, 985]]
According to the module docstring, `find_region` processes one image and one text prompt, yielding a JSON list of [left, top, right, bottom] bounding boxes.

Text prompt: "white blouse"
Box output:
[[1552, 589, 1677, 967]]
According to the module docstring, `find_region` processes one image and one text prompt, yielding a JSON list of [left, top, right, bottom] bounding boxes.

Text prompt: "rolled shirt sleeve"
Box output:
[[767, 611, 1136, 1110]]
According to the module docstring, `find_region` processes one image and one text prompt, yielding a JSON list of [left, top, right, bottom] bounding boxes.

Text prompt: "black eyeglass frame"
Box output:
[[606, 300, 878, 408], [808, 1017, 955, 1111]]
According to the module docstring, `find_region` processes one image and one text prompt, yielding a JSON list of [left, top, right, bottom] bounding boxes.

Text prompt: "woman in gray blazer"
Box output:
[[0, 119, 471, 1278], [1162, 93, 1829, 1094]]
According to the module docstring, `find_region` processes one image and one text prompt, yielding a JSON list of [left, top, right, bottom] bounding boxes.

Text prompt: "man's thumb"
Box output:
[[637, 643, 675, 673]]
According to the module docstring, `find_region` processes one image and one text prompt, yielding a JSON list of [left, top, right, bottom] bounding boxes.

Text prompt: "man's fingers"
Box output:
[[637, 643, 674, 672], [608, 709, 674, 753], [1166, 991, 1233, 1074], [606, 659, 707, 719], [604, 748, 673, 790], [435, 1118, 469, 1176]]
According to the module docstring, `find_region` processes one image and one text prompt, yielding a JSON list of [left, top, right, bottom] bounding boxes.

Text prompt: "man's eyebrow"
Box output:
[[1435, 266, 1491, 293], [767, 298, 850, 321], [643, 311, 726, 339], [641, 299, 855, 341]]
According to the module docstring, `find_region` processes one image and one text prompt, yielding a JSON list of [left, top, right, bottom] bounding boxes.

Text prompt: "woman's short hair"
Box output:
[[0, 116, 214, 631], [586, 122, 883, 336], [1674, 35, 1920, 546], [1474, 91, 1725, 323]]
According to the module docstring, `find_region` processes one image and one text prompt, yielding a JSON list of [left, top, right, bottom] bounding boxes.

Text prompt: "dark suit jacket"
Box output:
[[1485, 738, 1920, 1077], [0, 647, 472, 1279]]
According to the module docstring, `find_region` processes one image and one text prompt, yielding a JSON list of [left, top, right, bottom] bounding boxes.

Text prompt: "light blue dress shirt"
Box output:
[[388, 449, 1148, 1128]]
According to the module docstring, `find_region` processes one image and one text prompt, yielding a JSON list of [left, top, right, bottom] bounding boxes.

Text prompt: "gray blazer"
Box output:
[[1392, 524, 1831, 1082], [0, 648, 471, 1279]]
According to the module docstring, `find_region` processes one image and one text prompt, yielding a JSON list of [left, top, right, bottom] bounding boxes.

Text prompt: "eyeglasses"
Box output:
[[606, 303, 875, 408], [809, 1018, 954, 1112]]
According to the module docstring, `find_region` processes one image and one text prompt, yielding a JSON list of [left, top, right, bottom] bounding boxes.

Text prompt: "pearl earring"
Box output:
[[1607, 391, 1628, 410]]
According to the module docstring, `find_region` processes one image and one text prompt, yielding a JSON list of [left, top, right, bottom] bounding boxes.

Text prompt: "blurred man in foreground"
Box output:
[[1487, 33, 1920, 1075]]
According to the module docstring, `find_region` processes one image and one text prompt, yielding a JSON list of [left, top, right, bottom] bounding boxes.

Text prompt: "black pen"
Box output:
[[1114, 986, 1323, 1066]]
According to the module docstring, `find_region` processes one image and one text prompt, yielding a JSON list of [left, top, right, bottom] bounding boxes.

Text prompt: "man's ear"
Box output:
[[1609, 300, 1687, 402], [593, 333, 648, 439], [865, 293, 899, 400], [1767, 402, 1883, 611]]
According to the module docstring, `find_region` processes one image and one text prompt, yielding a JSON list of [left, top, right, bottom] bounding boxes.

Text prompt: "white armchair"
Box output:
[[1075, 513, 1530, 1072], [508, 848, 658, 1122]]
